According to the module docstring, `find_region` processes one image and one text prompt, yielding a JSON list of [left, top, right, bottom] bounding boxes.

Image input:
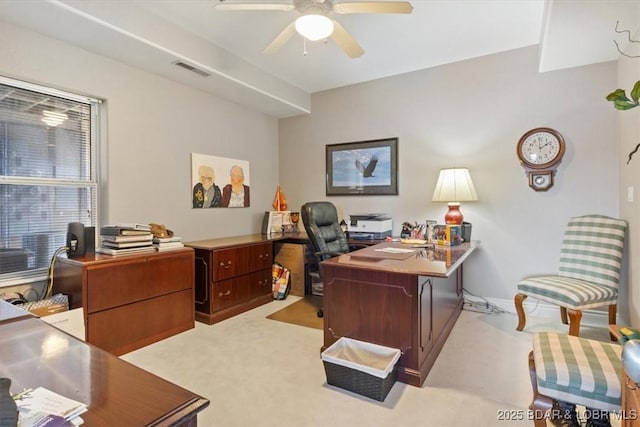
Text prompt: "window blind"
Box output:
[[0, 77, 99, 284]]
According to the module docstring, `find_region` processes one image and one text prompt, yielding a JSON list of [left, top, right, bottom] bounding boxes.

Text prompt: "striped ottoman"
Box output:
[[529, 332, 621, 426]]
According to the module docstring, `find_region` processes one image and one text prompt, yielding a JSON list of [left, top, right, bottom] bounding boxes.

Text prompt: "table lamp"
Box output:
[[431, 168, 478, 225]]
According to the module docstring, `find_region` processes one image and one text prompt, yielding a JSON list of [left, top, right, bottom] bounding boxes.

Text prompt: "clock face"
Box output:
[[517, 128, 565, 169]]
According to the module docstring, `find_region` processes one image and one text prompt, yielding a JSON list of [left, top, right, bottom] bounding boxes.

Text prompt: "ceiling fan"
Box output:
[[214, 0, 413, 58]]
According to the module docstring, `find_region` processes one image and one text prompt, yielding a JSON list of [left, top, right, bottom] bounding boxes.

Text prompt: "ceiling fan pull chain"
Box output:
[[303, 37, 308, 56]]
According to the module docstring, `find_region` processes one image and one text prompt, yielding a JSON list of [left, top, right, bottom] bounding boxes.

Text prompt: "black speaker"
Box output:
[[66, 222, 86, 258], [84, 226, 95, 255], [261, 211, 270, 234]]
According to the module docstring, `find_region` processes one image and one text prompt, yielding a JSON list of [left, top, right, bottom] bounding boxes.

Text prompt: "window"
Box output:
[[0, 77, 100, 285]]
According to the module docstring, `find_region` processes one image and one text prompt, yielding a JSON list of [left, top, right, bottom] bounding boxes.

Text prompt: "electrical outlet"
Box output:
[[628, 186, 634, 203]]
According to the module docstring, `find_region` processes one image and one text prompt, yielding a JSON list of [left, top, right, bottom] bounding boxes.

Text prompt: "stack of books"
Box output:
[[153, 235, 184, 252], [97, 224, 155, 256]]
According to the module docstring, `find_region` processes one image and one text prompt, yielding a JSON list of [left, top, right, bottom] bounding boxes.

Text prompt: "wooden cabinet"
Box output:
[[187, 236, 274, 325], [52, 249, 195, 355]]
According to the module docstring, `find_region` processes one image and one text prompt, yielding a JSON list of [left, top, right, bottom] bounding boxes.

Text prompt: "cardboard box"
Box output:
[[431, 224, 462, 246], [17, 294, 69, 317], [274, 242, 312, 297]]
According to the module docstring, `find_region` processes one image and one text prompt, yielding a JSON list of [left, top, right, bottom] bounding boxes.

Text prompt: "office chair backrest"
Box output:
[[558, 214, 627, 289], [301, 201, 349, 261]]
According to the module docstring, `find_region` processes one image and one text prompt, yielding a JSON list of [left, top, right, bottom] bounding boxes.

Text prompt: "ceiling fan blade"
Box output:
[[333, 2, 413, 14], [330, 20, 364, 58], [214, 1, 294, 11], [264, 21, 297, 54]]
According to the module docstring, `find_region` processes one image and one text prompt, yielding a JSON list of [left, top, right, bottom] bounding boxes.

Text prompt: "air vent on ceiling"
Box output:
[[172, 60, 211, 78]]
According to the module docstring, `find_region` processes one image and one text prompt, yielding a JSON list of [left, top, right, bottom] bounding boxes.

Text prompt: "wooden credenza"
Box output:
[[185, 235, 276, 325], [53, 248, 195, 355], [321, 241, 478, 387]]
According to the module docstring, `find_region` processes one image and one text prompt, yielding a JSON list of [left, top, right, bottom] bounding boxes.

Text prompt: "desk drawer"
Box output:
[[212, 276, 250, 311], [248, 243, 273, 272], [250, 269, 272, 299], [213, 247, 247, 280], [87, 289, 193, 355], [86, 252, 193, 313]]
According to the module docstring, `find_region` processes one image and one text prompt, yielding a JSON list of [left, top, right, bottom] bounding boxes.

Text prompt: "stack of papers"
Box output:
[[15, 387, 87, 426], [373, 247, 416, 254]]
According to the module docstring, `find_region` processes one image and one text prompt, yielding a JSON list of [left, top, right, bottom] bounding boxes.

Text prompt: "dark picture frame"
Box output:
[[326, 137, 398, 196]]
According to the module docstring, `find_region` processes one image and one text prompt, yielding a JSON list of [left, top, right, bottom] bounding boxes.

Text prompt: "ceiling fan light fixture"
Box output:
[[295, 14, 333, 41], [41, 110, 68, 127]]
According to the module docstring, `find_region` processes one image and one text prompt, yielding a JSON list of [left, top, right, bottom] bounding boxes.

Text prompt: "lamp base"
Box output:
[[444, 202, 463, 225]]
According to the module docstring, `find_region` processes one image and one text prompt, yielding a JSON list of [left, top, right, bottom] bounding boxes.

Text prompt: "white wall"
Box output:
[[0, 22, 280, 242], [618, 18, 640, 325], [0, 21, 627, 311], [279, 46, 619, 302]]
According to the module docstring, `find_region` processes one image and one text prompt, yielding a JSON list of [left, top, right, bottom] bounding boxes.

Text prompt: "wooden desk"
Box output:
[[0, 313, 209, 426], [321, 241, 479, 387]]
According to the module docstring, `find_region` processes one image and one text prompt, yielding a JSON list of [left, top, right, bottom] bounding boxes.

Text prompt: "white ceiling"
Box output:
[[0, 0, 638, 118]]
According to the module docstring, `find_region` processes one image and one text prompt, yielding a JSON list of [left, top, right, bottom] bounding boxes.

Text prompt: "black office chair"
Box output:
[[301, 201, 364, 318]]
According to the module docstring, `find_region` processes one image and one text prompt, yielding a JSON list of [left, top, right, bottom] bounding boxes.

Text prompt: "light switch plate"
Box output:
[[628, 186, 634, 203]]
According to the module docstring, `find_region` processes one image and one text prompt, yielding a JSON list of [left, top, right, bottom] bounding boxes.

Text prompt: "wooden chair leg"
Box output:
[[514, 293, 527, 331], [560, 306, 568, 324], [609, 304, 617, 341], [528, 351, 555, 427], [567, 309, 582, 336], [609, 304, 617, 325]]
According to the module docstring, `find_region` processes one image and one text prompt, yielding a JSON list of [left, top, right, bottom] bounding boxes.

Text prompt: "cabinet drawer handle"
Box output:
[[219, 290, 232, 297], [219, 261, 232, 269], [258, 279, 268, 287], [259, 253, 270, 260], [627, 376, 639, 390]]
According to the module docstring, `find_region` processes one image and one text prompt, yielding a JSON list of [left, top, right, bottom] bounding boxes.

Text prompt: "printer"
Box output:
[[347, 213, 392, 240]]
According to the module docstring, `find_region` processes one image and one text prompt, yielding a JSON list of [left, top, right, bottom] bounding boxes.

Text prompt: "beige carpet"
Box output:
[[122, 300, 619, 427], [266, 295, 323, 330]]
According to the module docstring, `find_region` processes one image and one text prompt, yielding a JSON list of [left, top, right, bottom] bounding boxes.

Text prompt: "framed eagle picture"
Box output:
[[325, 137, 398, 196]]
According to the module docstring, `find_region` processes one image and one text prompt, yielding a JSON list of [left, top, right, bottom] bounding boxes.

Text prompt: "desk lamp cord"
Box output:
[[462, 288, 506, 314]]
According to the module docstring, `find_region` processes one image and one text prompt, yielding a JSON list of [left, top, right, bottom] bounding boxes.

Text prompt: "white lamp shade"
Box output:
[[431, 168, 479, 202], [295, 14, 334, 41]]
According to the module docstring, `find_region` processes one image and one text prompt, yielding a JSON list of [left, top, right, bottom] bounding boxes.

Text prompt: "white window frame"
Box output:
[[0, 76, 101, 287]]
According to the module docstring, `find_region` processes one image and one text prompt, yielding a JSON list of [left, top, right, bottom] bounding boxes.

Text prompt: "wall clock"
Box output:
[[516, 127, 565, 191]]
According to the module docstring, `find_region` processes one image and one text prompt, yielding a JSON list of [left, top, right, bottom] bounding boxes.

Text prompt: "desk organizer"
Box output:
[[321, 337, 401, 401]]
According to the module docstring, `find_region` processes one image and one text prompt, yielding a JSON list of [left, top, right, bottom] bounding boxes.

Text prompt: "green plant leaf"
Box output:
[[614, 99, 639, 110], [606, 88, 629, 102], [631, 80, 640, 102]]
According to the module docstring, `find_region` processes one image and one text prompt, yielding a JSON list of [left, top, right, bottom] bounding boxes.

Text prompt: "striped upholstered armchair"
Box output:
[[514, 214, 627, 337]]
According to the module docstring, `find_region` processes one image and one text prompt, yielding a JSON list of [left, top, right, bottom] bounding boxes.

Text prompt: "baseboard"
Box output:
[[473, 296, 610, 325]]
